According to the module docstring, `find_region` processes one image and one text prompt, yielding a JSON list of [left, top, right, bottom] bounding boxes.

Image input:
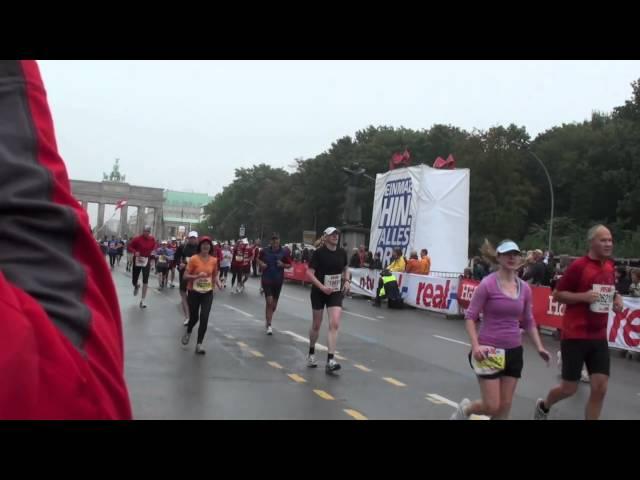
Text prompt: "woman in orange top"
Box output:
[[419, 249, 431, 275], [405, 251, 423, 274], [181, 236, 223, 354]]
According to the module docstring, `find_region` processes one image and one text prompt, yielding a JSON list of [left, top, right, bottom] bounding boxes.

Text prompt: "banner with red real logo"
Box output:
[[608, 297, 640, 352]]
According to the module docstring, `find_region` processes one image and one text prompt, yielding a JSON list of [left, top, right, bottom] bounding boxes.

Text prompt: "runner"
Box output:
[[231, 238, 253, 294], [126, 242, 133, 272], [305, 227, 350, 374], [252, 239, 262, 277], [168, 237, 178, 288], [219, 242, 233, 288], [155, 240, 171, 289], [108, 235, 118, 270], [451, 239, 550, 420], [127, 225, 156, 309], [257, 233, 293, 335], [534, 225, 623, 420], [116, 238, 125, 267], [175, 231, 200, 325], [181, 236, 223, 355]]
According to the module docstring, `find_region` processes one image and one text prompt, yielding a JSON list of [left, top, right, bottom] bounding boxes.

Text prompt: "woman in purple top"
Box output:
[[451, 240, 551, 420]]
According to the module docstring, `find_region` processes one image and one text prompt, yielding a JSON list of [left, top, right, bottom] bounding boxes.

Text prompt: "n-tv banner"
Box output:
[[369, 168, 421, 268]]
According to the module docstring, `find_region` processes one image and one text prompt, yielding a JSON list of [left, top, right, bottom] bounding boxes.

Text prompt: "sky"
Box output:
[[39, 60, 640, 196]]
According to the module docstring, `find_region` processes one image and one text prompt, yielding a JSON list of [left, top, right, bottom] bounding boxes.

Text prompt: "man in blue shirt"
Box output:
[[257, 233, 292, 335]]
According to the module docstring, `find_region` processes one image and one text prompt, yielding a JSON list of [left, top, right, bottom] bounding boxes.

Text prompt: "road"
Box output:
[[114, 265, 640, 420]]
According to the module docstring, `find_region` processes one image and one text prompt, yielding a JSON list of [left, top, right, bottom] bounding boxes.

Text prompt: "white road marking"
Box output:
[[425, 394, 490, 420], [433, 335, 471, 347], [281, 330, 330, 352], [376, 316, 385, 319], [282, 294, 304, 302], [221, 304, 254, 318], [425, 394, 458, 408], [343, 311, 379, 322]]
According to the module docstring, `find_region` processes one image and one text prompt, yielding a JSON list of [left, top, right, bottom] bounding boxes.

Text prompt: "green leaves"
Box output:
[[200, 79, 640, 257]]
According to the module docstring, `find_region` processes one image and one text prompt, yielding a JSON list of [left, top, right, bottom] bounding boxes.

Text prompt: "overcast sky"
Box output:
[[39, 60, 640, 196]]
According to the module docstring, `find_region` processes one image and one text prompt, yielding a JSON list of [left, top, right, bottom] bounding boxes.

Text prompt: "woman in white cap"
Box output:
[[451, 239, 550, 420], [305, 227, 350, 374]]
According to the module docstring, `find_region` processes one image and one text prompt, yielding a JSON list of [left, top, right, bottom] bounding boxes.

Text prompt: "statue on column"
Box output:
[[341, 162, 366, 226], [103, 158, 126, 183]]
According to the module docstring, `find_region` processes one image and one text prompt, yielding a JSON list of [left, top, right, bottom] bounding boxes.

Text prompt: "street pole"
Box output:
[[527, 148, 554, 255]]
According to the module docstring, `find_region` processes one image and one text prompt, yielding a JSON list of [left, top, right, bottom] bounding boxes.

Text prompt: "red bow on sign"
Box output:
[[115, 199, 128, 210], [389, 149, 411, 170], [433, 154, 456, 169]]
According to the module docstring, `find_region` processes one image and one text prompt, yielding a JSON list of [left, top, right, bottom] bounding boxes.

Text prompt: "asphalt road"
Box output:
[[114, 265, 640, 420]]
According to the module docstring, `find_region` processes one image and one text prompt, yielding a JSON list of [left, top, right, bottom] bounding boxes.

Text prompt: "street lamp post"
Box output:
[[524, 145, 555, 255]]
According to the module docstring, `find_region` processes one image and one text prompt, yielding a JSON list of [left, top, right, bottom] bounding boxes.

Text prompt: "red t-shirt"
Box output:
[[127, 235, 157, 258], [556, 255, 615, 340], [232, 244, 253, 268]]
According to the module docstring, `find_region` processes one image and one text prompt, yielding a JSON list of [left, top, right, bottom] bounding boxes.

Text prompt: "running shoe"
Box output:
[[534, 399, 549, 420], [181, 332, 191, 346], [325, 359, 341, 374], [195, 344, 206, 355], [450, 398, 471, 420], [307, 354, 318, 368], [266, 325, 273, 336]]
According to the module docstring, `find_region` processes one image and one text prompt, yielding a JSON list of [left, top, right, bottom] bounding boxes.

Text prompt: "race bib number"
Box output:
[[324, 274, 342, 293], [158, 255, 167, 264], [135, 256, 149, 268], [235, 255, 244, 262], [470, 347, 506, 375], [193, 277, 213, 293], [590, 284, 615, 313]]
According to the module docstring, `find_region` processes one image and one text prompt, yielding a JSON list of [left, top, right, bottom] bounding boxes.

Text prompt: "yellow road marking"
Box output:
[[267, 361, 283, 369], [288, 374, 306, 383], [382, 377, 406, 387], [250, 350, 264, 358], [470, 414, 490, 420], [343, 409, 367, 420], [353, 364, 372, 372], [313, 390, 335, 400], [237, 341, 248, 348]]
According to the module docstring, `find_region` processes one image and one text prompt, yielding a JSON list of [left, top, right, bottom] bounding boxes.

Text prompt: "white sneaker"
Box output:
[[183, 318, 189, 326], [195, 343, 206, 355], [580, 369, 590, 383], [534, 398, 549, 420], [307, 354, 318, 368], [266, 326, 273, 336], [181, 332, 191, 345], [450, 398, 471, 420], [139, 301, 147, 309]]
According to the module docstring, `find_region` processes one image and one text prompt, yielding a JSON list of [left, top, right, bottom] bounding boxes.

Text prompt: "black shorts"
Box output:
[[468, 346, 524, 379], [156, 265, 169, 274], [262, 282, 283, 301], [561, 339, 610, 381], [310, 289, 343, 310], [133, 263, 151, 285]]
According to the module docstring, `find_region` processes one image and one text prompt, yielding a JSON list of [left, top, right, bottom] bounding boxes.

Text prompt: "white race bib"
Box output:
[[193, 277, 213, 293], [324, 274, 342, 293], [135, 256, 149, 267], [590, 284, 615, 313], [158, 255, 167, 264], [470, 347, 506, 375], [235, 255, 243, 262]]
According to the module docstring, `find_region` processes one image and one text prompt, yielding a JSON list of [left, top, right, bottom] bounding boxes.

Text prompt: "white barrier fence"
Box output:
[[349, 268, 459, 315]]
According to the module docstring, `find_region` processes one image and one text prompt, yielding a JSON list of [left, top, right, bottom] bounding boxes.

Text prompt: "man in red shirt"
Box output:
[[127, 225, 157, 309], [0, 60, 131, 419], [231, 238, 254, 293], [534, 225, 623, 420]]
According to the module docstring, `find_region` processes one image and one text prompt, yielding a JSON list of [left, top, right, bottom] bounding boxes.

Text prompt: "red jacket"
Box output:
[[0, 61, 132, 419], [127, 235, 157, 258]]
